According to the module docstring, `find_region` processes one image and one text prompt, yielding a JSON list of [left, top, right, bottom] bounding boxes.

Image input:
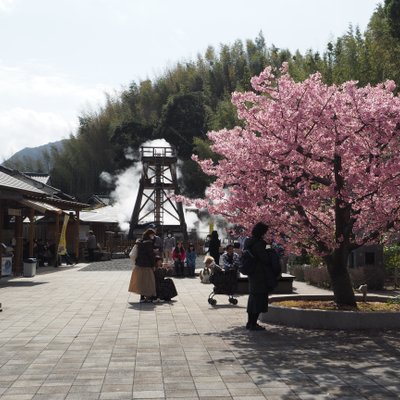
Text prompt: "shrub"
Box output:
[[349, 266, 385, 290], [304, 265, 331, 289], [349, 267, 365, 288], [384, 245, 400, 271], [363, 265, 384, 290], [290, 264, 306, 281]]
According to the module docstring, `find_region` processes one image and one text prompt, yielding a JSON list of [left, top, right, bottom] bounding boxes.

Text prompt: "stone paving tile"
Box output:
[[65, 394, 100, 400], [1, 261, 400, 400]]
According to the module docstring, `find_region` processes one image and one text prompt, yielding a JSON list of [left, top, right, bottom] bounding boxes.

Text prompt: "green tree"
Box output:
[[156, 92, 209, 158]]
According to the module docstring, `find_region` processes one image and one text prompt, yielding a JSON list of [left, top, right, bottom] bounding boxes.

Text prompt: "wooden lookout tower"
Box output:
[[128, 146, 188, 240]]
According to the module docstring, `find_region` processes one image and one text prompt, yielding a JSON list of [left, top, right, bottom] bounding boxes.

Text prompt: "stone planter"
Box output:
[[260, 294, 400, 330], [237, 273, 295, 294]]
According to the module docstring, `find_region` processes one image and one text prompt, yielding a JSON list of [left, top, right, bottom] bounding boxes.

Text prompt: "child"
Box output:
[[154, 256, 178, 302], [186, 243, 197, 277], [172, 241, 186, 277]]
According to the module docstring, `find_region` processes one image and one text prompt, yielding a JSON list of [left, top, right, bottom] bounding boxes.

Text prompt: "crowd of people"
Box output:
[[122, 223, 281, 332], [5, 222, 281, 332]]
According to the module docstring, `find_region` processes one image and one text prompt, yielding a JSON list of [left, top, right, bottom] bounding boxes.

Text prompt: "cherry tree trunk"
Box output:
[[325, 248, 357, 307]]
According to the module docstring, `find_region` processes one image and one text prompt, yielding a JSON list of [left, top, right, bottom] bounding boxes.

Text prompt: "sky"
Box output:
[[0, 0, 382, 162]]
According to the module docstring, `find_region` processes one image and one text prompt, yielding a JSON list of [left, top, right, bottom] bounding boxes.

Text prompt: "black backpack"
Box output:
[[238, 247, 256, 276]]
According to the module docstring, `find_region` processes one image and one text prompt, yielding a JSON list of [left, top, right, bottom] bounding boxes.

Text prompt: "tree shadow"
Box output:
[[188, 323, 400, 399], [0, 281, 48, 287]]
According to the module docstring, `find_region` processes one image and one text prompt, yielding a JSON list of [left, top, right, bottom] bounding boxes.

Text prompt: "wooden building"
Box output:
[[0, 166, 87, 276]]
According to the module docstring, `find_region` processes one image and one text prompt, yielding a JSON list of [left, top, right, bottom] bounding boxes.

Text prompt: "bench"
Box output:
[[236, 273, 295, 294]]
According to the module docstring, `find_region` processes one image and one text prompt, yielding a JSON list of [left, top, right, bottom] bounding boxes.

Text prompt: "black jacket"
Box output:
[[136, 239, 155, 268], [208, 237, 221, 262], [244, 237, 281, 294]]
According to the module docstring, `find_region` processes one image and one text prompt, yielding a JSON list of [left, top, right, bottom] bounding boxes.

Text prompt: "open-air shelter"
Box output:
[[0, 167, 87, 276]]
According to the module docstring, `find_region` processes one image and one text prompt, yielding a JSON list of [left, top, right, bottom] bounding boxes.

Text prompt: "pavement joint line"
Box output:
[[1, 258, 400, 400]]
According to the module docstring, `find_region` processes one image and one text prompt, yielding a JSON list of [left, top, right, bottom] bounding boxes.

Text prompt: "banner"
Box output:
[[57, 214, 69, 256]]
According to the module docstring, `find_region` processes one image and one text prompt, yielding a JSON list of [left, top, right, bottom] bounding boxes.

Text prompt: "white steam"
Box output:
[[99, 138, 229, 240]]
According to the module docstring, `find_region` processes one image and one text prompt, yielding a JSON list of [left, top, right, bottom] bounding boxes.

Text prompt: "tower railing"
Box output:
[[140, 146, 176, 158]]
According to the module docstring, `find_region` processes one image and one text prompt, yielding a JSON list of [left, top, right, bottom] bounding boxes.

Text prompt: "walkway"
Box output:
[[0, 259, 399, 399]]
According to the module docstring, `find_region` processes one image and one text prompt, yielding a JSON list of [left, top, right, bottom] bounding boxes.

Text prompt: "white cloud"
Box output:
[[0, 62, 111, 110], [0, 108, 76, 162], [0, 0, 15, 12], [0, 61, 115, 160]]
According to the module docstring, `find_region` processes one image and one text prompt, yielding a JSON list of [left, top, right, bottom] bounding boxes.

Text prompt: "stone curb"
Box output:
[[261, 294, 400, 330]]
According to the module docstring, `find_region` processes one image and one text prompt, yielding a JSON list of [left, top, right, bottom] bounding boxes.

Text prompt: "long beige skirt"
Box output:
[[128, 266, 156, 297]]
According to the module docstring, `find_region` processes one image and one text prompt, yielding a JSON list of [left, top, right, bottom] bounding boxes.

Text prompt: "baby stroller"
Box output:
[[208, 266, 238, 306]]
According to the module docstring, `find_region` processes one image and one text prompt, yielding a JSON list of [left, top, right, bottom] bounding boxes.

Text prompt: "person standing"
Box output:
[[185, 243, 197, 277], [244, 222, 281, 331], [153, 226, 163, 257], [172, 240, 186, 277], [208, 230, 221, 265], [86, 230, 97, 262], [163, 232, 176, 263], [128, 229, 157, 303]]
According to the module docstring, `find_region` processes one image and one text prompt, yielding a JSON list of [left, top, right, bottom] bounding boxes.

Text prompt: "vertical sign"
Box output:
[[57, 214, 69, 256]]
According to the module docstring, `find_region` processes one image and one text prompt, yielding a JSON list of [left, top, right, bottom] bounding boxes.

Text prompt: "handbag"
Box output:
[[129, 244, 138, 270]]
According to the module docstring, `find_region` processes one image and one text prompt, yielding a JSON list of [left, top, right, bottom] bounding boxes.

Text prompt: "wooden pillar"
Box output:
[[14, 215, 23, 276], [74, 211, 80, 261], [0, 200, 3, 277], [28, 208, 35, 257], [54, 213, 60, 267]]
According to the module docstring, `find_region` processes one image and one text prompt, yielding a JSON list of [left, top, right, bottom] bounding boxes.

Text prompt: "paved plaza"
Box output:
[[0, 259, 399, 400]]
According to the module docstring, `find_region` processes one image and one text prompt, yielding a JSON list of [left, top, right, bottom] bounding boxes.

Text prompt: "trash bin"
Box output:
[[23, 258, 37, 277]]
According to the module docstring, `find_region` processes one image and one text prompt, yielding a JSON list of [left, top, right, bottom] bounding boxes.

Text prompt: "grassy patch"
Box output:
[[275, 300, 400, 312]]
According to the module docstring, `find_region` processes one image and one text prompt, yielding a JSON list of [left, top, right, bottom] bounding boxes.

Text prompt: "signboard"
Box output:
[[58, 214, 70, 256], [1, 257, 13, 276], [8, 208, 21, 216]]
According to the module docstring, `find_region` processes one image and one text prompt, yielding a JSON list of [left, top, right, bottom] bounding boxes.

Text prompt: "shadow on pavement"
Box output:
[[0, 281, 48, 287], [196, 324, 400, 399], [127, 300, 178, 310]]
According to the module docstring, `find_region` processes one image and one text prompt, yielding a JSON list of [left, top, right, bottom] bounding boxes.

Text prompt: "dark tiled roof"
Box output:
[[0, 170, 45, 195], [23, 173, 50, 185]]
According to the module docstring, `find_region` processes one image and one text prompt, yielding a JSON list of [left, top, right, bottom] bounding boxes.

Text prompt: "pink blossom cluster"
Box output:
[[181, 64, 400, 256]]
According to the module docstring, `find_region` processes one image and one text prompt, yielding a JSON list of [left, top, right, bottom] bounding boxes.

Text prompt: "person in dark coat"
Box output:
[[154, 256, 178, 302], [128, 229, 157, 302], [86, 230, 97, 262], [208, 230, 221, 265], [244, 222, 281, 331]]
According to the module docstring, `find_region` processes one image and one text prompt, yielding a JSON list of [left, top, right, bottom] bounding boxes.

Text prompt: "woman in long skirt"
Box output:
[[128, 228, 157, 303]]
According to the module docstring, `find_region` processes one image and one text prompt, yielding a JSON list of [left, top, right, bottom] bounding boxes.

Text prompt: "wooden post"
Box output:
[[28, 208, 35, 257], [74, 211, 80, 261], [14, 215, 23, 276], [0, 200, 3, 277], [54, 213, 60, 267]]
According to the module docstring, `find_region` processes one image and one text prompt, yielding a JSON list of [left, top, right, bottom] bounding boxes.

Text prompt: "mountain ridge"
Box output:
[[2, 140, 65, 172]]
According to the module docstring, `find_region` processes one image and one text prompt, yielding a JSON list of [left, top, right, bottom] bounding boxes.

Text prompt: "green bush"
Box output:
[[290, 263, 385, 290], [384, 245, 400, 270], [304, 265, 331, 288], [289, 264, 306, 281], [348, 266, 384, 290]]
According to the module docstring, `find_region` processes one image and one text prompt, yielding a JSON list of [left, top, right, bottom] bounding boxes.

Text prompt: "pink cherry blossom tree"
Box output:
[[180, 63, 400, 307]]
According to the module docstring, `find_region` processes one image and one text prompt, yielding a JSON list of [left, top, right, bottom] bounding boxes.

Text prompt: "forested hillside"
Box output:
[[7, 1, 400, 201]]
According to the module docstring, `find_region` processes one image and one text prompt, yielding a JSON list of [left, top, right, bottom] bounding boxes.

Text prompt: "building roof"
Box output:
[[23, 173, 51, 185], [20, 199, 63, 214], [0, 166, 88, 211], [88, 194, 112, 206], [0, 170, 45, 196], [79, 206, 121, 224]]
